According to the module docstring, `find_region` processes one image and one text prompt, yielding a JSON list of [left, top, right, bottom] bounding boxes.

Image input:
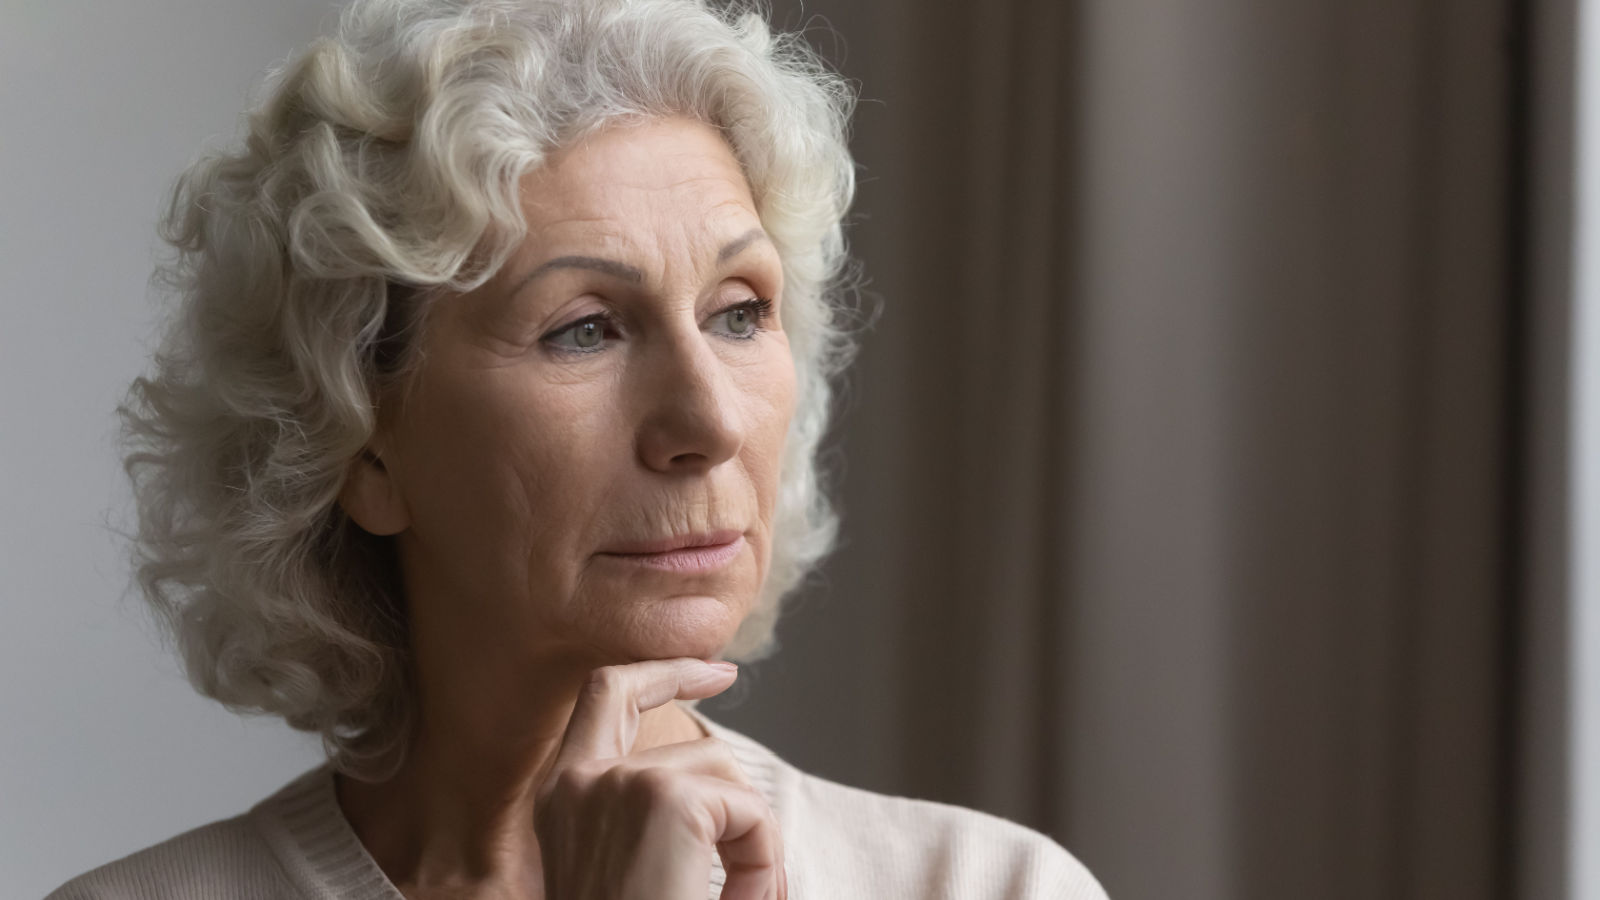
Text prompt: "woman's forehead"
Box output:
[[520, 117, 757, 224]]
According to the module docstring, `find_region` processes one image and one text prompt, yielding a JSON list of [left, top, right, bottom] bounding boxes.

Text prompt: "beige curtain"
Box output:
[[702, 0, 1552, 898]]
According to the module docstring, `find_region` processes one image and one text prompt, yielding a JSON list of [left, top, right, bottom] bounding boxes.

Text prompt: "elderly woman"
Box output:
[[49, 0, 1107, 898]]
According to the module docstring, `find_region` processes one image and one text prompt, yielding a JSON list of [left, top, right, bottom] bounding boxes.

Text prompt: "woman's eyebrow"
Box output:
[[508, 228, 772, 300], [516, 255, 646, 293], [717, 227, 770, 263]]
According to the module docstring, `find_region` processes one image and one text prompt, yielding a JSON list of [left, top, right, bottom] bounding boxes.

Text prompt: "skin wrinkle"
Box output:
[[507, 226, 770, 296], [334, 115, 796, 897]]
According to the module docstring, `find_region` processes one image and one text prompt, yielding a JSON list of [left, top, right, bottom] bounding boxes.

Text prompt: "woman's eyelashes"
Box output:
[[541, 297, 775, 355], [718, 296, 775, 339]]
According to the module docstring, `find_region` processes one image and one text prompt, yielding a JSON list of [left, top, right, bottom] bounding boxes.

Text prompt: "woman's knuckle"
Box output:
[[630, 766, 688, 807], [547, 766, 590, 803], [593, 763, 632, 795], [712, 739, 741, 770], [583, 665, 625, 697]]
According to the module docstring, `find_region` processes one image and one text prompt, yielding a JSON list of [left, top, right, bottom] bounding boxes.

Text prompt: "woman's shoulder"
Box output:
[[42, 766, 335, 900], [689, 708, 1110, 900], [789, 770, 1107, 898], [42, 814, 288, 900]]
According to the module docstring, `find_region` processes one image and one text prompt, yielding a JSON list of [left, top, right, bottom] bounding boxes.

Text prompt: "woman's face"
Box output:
[[367, 116, 794, 675]]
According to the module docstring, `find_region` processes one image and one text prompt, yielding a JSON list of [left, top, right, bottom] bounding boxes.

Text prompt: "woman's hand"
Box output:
[[533, 658, 787, 900]]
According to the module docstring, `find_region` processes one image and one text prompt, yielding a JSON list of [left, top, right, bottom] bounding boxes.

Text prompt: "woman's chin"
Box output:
[[604, 592, 746, 662]]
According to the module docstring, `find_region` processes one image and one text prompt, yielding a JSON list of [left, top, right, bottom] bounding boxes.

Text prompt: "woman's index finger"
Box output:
[[552, 658, 737, 767]]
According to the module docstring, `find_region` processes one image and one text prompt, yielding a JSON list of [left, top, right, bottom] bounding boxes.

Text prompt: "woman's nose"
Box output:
[[633, 326, 745, 475]]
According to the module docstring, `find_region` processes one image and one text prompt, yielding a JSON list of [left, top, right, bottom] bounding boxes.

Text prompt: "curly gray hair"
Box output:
[[121, 0, 860, 781]]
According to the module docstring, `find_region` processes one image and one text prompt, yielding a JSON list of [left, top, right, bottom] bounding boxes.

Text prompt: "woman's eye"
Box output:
[[543, 313, 618, 354], [571, 320, 605, 349], [541, 298, 774, 356], [717, 297, 775, 339]]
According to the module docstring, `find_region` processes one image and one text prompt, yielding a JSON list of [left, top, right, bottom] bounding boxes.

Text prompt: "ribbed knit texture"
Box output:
[[45, 708, 1109, 899]]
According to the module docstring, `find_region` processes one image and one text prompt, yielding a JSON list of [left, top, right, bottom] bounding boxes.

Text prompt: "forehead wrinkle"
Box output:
[[528, 217, 762, 284], [510, 160, 768, 298]]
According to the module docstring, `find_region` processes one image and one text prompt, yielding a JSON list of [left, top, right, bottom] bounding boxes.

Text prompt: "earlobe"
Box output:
[[338, 448, 411, 536]]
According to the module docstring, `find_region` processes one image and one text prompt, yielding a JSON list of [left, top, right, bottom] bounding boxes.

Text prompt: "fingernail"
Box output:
[[708, 661, 738, 674]]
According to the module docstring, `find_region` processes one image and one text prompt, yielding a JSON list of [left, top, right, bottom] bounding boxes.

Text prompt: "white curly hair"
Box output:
[[121, 0, 860, 781]]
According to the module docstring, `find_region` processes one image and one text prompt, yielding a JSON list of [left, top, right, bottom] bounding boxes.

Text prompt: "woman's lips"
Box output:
[[599, 534, 746, 573]]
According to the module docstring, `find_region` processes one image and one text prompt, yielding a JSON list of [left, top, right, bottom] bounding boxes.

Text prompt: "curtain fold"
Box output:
[[704, 1, 1528, 897]]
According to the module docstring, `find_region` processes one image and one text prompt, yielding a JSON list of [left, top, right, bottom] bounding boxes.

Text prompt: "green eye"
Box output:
[[718, 297, 775, 339], [573, 321, 604, 349], [542, 298, 774, 357], [543, 313, 617, 354]]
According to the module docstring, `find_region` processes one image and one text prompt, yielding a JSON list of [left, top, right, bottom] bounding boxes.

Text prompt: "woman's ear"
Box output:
[[338, 447, 411, 536]]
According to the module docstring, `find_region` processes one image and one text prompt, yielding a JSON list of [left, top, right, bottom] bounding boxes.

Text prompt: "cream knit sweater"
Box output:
[[46, 708, 1108, 899]]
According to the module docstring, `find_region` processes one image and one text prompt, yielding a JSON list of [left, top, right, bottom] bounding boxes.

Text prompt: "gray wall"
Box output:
[[0, 3, 333, 897]]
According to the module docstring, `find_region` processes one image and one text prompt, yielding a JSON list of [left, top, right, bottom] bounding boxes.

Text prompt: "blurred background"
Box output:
[[1, 0, 1593, 898]]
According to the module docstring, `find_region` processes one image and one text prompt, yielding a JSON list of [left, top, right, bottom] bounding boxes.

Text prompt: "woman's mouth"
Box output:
[[598, 533, 745, 572]]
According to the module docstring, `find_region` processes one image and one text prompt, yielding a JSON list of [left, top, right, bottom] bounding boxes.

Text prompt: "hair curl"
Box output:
[[121, 0, 861, 781]]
